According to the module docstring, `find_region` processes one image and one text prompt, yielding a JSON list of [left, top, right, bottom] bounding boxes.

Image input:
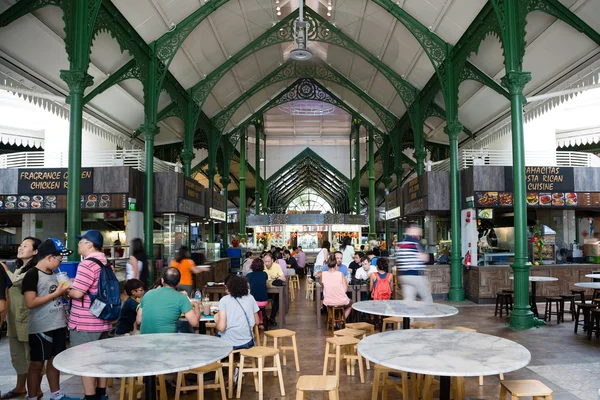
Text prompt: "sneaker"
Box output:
[[58, 395, 81, 400], [233, 367, 239, 384], [99, 395, 109, 400], [269, 319, 278, 327]]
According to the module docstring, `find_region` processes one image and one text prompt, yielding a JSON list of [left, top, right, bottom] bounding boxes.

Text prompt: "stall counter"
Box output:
[[194, 257, 231, 290]]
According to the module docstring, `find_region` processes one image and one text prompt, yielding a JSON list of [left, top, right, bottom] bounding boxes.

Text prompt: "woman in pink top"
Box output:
[[321, 255, 352, 319]]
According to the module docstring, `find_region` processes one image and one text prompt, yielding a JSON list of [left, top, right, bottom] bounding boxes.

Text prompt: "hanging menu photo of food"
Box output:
[[477, 191, 584, 208], [0, 194, 66, 211]]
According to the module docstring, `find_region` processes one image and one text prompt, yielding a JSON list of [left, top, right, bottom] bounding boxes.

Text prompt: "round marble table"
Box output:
[[352, 300, 458, 329], [584, 274, 600, 280], [509, 276, 558, 318], [54, 333, 232, 400], [358, 329, 531, 400], [575, 282, 600, 289]]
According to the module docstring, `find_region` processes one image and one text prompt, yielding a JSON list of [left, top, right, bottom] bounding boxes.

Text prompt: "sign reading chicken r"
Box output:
[[18, 168, 93, 194]]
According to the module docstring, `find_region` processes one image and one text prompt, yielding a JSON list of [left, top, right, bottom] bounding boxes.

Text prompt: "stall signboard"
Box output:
[[300, 225, 327, 232], [344, 215, 367, 225], [183, 177, 203, 203], [288, 214, 325, 225], [212, 191, 225, 211], [385, 206, 401, 220], [386, 191, 398, 211], [404, 197, 427, 215], [209, 207, 226, 221], [0, 193, 127, 211], [474, 191, 595, 208], [18, 168, 93, 194], [505, 166, 575, 192], [247, 215, 270, 226], [331, 224, 362, 232], [256, 225, 284, 233], [405, 175, 427, 201]]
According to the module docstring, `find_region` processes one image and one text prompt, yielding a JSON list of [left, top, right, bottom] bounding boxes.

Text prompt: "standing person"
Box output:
[[394, 224, 432, 302], [294, 246, 306, 278], [66, 230, 112, 400], [22, 239, 75, 400], [370, 258, 393, 300], [136, 268, 199, 334], [262, 253, 285, 326], [170, 246, 210, 295], [241, 251, 254, 276], [321, 255, 352, 320], [127, 238, 149, 289], [1, 237, 42, 400], [340, 236, 354, 267], [246, 259, 268, 325], [115, 279, 145, 335], [214, 275, 259, 350], [313, 241, 330, 277]]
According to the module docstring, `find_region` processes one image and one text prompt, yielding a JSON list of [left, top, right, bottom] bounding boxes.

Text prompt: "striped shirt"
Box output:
[[68, 252, 112, 332], [394, 240, 426, 271]]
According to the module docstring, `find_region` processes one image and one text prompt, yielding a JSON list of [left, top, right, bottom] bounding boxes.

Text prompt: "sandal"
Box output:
[[1, 391, 27, 399]]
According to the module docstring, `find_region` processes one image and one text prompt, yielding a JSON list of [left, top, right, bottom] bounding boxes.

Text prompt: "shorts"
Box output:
[[69, 329, 110, 347], [29, 328, 67, 362]]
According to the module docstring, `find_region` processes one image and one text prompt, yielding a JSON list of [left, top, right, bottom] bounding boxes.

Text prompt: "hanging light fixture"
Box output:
[[290, 0, 312, 61]]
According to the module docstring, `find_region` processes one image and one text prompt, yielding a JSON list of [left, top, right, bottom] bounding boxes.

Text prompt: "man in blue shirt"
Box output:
[[319, 251, 350, 282]]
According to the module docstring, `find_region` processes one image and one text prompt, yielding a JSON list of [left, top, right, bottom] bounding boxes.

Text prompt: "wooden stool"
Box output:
[[371, 364, 410, 399], [588, 308, 600, 340], [574, 303, 597, 334], [174, 362, 226, 400], [237, 346, 285, 400], [289, 275, 300, 290], [559, 294, 576, 322], [499, 380, 553, 399], [410, 321, 436, 329], [322, 336, 364, 383], [295, 375, 339, 400], [346, 322, 375, 334], [263, 329, 300, 373], [220, 348, 262, 399], [334, 328, 370, 370], [120, 376, 167, 400], [205, 322, 217, 335], [571, 289, 586, 304], [326, 306, 346, 335], [289, 282, 295, 302], [306, 278, 316, 300], [544, 296, 563, 323], [495, 292, 512, 317], [382, 316, 404, 331]]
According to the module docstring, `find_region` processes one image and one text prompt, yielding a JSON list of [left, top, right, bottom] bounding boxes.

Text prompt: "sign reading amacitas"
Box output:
[[505, 166, 574, 192]]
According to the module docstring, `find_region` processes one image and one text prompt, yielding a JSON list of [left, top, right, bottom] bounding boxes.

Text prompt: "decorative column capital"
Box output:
[[352, 118, 362, 129], [501, 71, 532, 96], [207, 166, 218, 178], [180, 150, 195, 163], [382, 176, 392, 188], [138, 124, 160, 140], [60, 70, 93, 96], [219, 176, 231, 187], [414, 148, 427, 161], [444, 122, 463, 140]]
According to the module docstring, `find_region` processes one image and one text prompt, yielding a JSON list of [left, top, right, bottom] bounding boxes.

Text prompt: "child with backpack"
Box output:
[[21, 239, 76, 400], [370, 258, 393, 301]]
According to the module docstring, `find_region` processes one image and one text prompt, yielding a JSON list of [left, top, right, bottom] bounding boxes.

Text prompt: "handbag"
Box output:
[[271, 278, 284, 286], [234, 297, 257, 346]]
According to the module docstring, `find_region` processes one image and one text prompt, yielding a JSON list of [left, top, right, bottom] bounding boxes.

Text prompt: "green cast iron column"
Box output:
[[368, 128, 376, 239], [61, 71, 93, 260], [262, 133, 268, 214], [412, 104, 426, 177], [181, 100, 195, 177], [353, 119, 361, 214], [220, 176, 230, 248], [239, 127, 247, 241], [254, 121, 261, 215], [383, 176, 392, 247], [445, 122, 465, 301], [349, 135, 355, 213], [501, 0, 535, 330]]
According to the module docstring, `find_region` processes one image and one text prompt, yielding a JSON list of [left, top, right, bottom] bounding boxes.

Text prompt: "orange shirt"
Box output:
[[170, 258, 195, 286]]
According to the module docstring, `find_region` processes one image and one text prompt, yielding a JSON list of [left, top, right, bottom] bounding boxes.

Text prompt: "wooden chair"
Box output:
[[499, 380, 553, 399], [263, 329, 300, 373], [326, 306, 346, 335], [371, 364, 410, 400], [236, 346, 285, 400], [382, 316, 404, 331], [174, 362, 226, 400], [295, 375, 339, 400], [322, 336, 364, 383]]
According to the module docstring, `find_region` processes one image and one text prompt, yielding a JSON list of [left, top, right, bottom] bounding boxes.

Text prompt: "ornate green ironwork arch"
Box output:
[[212, 58, 398, 134]]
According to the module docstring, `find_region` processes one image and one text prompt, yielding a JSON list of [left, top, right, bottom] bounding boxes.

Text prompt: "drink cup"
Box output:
[[203, 303, 211, 316], [56, 272, 70, 288]]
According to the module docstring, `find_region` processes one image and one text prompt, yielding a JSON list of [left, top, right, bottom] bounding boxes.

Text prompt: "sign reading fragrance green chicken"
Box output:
[[505, 166, 574, 192], [18, 168, 93, 194]]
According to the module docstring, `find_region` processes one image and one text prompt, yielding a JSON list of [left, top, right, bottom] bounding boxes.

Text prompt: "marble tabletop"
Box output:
[[352, 300, 458, 318], [53, 333, 232, 378], [509, 276, 558, 282], [357, 329, 531, 377], [585, 274, 600, 279], [574, 282, 600, 289]]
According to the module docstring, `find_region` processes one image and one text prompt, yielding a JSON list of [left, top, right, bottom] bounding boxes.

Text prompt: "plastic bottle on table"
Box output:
[[195, 289, 201, 301]]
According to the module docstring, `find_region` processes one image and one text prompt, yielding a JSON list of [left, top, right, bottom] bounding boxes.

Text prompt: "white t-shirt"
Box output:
[[355, 265, 377, 280], [341, 246, 355, 267], [315, 248, 328, 267], [126, 259, 143, 280]]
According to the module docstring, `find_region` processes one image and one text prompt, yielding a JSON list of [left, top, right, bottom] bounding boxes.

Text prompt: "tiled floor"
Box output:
[[1, 287, 599, 400]]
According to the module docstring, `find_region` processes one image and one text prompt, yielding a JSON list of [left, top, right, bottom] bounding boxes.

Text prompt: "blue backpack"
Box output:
[[86, 258, 122, 321]]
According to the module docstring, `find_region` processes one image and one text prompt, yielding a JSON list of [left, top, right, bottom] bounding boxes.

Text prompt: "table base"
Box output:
[[440, 376, 450, 400], [144, 375, 156, 400]]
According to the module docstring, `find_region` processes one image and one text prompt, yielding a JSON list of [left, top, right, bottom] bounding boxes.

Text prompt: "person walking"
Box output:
[[1, 237, 42, 400], [394, 224, 432, 303], [127, 238, 149, 289], [170, 246, 210, 295]]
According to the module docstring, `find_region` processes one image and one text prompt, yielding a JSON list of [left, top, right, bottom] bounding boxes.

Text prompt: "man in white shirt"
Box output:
[[355, 256, 377, 280]]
